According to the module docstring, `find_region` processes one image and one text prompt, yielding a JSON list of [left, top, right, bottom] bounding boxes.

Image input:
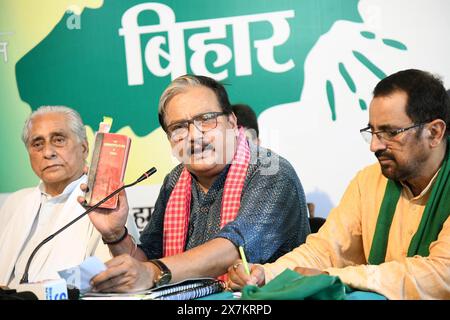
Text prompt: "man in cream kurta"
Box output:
[[263, 163, 450, 299], [0, 106, 138, 288], [227, 69, 450, 300]]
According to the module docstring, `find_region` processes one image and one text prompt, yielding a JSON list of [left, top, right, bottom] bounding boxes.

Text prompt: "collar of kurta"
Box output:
[[369, 136, 450, 264]]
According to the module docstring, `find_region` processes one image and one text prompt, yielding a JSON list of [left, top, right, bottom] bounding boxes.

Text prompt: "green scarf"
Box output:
[[240, 269, 386, 300], [369, 137, 450, 264], [241, 269, 351, 300]]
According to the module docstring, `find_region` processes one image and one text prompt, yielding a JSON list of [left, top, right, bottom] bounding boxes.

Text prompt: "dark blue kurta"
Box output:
[[139, 143, 310, 263]]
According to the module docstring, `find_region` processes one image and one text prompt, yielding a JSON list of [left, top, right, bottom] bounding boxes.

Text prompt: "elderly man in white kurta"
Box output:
[[0, 106, 136, 288]]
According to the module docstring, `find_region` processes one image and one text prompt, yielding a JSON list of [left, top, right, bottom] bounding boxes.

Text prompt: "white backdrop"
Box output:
[[258, 0, 450, 217]]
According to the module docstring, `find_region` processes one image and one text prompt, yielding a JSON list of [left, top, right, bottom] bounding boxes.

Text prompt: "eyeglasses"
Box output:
[[360, 123, 426, 144], [166, 111, 228, 142]]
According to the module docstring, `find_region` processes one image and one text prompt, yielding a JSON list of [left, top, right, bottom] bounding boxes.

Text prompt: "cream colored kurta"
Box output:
[[0, 176, 112, 287], [264, 163, 450, 300]]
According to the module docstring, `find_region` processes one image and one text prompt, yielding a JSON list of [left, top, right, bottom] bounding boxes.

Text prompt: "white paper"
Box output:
[[58, 256, 106, 294]]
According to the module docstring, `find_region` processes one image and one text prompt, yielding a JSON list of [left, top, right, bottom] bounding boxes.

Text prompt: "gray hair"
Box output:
[[22, 106, 87, 145], [158, 74, 232, 131]]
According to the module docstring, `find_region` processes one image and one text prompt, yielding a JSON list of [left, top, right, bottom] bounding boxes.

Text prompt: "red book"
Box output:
[[84, 132, 131, 209]]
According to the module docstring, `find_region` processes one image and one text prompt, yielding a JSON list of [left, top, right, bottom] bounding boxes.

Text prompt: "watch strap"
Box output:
[[149, 259, 171, 286]]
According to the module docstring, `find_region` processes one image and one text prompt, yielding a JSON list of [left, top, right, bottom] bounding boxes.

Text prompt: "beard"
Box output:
[[375, 149, 426, 182]]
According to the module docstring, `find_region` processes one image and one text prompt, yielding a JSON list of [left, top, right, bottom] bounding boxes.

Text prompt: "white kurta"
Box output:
[[0, 175, 111, 287]]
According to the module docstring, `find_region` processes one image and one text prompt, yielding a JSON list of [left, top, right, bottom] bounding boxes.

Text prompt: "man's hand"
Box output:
[[77, 166, 129, 241], [90, 254, 158, 293], [226, 259, 265, 291]]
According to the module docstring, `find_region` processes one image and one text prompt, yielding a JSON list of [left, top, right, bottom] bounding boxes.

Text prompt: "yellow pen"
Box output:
[[238, 246, 251, 276]]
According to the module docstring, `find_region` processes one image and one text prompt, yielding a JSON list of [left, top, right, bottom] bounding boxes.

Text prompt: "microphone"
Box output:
[[19, 167, 157, 285]]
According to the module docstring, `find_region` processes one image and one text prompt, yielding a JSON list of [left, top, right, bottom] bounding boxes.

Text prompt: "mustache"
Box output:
[[375, 150, 394, 160], [187, 141, 214, 156]]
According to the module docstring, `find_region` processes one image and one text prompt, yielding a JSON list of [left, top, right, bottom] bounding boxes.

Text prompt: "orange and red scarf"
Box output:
[[163, 128, 250, 257]]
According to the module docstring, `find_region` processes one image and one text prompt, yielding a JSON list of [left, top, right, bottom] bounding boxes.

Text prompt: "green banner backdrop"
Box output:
[[1, 0, 450, 222]]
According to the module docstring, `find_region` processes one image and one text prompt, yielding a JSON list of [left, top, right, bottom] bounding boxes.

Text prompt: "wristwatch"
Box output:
[[149, 259, 172, 287]]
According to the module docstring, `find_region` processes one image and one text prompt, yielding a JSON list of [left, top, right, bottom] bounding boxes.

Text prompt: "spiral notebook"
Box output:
[[82, 277, 226, 300]]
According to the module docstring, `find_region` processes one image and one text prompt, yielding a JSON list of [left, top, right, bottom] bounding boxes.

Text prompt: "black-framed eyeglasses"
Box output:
[[359, 123, 426, 144], [166, 111, 228, 142]]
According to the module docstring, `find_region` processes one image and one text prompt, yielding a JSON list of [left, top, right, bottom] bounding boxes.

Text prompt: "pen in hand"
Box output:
[[238, 246, 251, 276]]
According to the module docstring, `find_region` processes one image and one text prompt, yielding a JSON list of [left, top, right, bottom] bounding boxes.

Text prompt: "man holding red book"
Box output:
[[83, 75, 310, 292]]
